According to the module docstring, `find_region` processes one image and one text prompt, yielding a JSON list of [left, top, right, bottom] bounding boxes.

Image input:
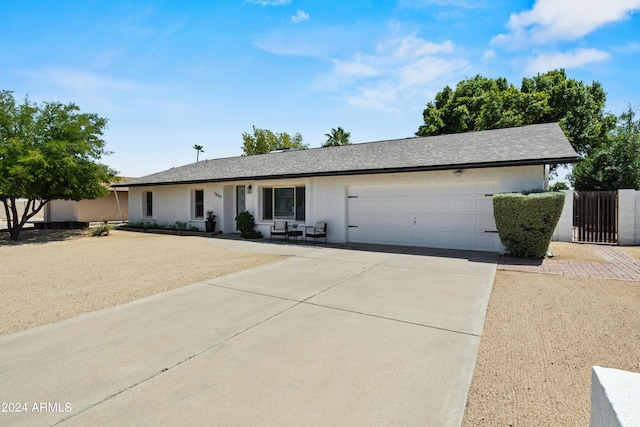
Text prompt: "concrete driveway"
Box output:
[[0, 240, 497, 426]]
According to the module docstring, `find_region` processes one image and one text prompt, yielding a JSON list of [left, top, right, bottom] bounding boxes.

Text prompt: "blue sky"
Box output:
[[1, 0, 639, 178]]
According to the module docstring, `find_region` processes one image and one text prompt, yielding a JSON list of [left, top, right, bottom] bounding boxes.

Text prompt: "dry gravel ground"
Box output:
[[0, 229, 284, 336], [3, 230, 639, 425], [463, 242, 640, 426]]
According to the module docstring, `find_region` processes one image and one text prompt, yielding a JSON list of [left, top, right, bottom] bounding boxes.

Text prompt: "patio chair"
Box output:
[[270, 220, 288, 241], [305, 222, 327, 244]]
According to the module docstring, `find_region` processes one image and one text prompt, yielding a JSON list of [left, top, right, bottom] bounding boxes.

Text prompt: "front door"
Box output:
[[236, 186, 246, 231]]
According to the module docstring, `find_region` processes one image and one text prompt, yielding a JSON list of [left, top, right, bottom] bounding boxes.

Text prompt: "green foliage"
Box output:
[[241, 126, 308, 155], [124, 221, 164, 229], [323, 127, 351, 147], [493, 192, 565, 259], [549, 181, 570, 191], [570, 106, 640, 190], [416, 69, 615, 158], [90, 223, 112, 236], [206, 210, 216, 221], [235, 211, 262, 239], [0, 90, 117, 240], [173, 221, 188, 230], [123, 221, 201, 233], [193, 144, 204, 162]]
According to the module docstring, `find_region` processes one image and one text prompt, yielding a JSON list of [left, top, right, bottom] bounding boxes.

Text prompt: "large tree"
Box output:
[[241, 126, 308, 155], [0, 90, 117, 240], [570, 106, 640, 190], [416, 69, 616, 158], [323, 126, 351, 147]]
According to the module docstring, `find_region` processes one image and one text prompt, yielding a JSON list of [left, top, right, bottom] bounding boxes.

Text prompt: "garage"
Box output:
[[347, 181, 501, 251]]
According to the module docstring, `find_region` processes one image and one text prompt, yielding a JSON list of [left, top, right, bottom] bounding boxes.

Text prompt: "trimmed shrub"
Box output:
[[493, 191, 565, 259], [235, 211, 262, 239]]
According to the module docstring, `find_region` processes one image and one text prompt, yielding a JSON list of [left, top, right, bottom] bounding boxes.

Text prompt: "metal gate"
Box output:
[[573, 191, 618, 244]]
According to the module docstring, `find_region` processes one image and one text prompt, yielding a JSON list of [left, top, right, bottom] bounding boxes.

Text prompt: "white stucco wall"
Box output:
[[129, 183, 225, 231], [618, 190, 636, 246], [591, 366, 640, 427], [636, 191, 640, 245], [552, 190, 573, 242], [127, 165, 543, 245], [45, 192, 129, 222], [45, 199, 77, 222]]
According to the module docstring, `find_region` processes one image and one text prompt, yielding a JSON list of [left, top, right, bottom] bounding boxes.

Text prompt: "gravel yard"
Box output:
[[0, 229, 284, 336], [463, 242, 640, 426]]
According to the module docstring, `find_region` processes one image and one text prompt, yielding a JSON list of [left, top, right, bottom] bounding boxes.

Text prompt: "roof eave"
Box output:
[[116, 156, 580, 188]]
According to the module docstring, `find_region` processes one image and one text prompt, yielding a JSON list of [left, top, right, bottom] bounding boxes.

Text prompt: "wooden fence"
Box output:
[[573, 191, 618, 244]]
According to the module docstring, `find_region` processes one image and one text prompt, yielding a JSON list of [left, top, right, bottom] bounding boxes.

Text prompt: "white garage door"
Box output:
[[347, 181, 500, 252]]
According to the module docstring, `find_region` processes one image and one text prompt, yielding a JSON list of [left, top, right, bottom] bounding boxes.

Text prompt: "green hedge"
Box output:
[[493, 191, 565, 259]]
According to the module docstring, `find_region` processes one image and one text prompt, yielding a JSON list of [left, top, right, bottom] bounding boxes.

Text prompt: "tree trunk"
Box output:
[[9, 226, 20, 241], [2, 197, 47, 241]]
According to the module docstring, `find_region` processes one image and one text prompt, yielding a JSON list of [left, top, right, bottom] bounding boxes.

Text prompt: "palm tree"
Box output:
[[323, 127, 351, 147], [193, 144, 204, 162]]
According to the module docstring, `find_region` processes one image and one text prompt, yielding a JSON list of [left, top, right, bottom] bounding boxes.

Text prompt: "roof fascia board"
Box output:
[[117, 156, 580, 188]]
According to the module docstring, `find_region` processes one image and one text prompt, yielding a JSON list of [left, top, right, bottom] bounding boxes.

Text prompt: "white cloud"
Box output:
[[315, 35, 466, 111], [245, 0, 291, 5], [524, 48, 611, 74], [332, 56, 381, 79], [254, 25, 354, 57], [616, 42, 640, 53], [255, 34, 326, 57], [15, 67, 154, 114], [493, 0, 640, 45], [256, 25, 467, 111], [291, 10, 309, 23], [482, 49, 496, 61], [33, 67, 149, 93]]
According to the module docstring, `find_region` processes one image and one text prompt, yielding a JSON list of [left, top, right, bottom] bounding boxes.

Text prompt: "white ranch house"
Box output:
[[116, 123, 579, 252]]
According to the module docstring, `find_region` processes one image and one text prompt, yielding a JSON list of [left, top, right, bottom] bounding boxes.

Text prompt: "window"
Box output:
[[274, 188, 294, 218], [145, 191, 153, 217], [194, 189, 204, 218], [262, 186, 305, 221], [263, 188, 273, 220]]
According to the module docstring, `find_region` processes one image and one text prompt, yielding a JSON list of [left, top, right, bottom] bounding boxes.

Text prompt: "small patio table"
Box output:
[[286, 229, 303, 243]]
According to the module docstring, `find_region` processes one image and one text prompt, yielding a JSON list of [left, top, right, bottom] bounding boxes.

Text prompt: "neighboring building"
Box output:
[[44, 182, 130, 223], [115, 123, 579, 252], [0, 199, 44, 227]]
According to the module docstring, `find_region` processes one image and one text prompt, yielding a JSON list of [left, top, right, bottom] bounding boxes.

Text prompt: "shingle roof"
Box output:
[[117, 123, 579, 187]]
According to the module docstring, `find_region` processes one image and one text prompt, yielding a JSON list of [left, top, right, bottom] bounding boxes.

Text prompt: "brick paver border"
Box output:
[[498, 245, 640, 281]]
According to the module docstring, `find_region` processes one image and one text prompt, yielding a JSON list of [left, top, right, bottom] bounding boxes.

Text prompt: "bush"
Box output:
[[235, 211, 262, 239], [123, 221, 164, 229], [173, 221, 188, 230], [493, 191, 565, 259], [91, 223, 112, 237]]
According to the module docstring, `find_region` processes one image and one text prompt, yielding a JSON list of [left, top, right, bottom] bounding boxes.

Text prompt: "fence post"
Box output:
[[618, 190, 635, 246], [553, 190, 573, 242]]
